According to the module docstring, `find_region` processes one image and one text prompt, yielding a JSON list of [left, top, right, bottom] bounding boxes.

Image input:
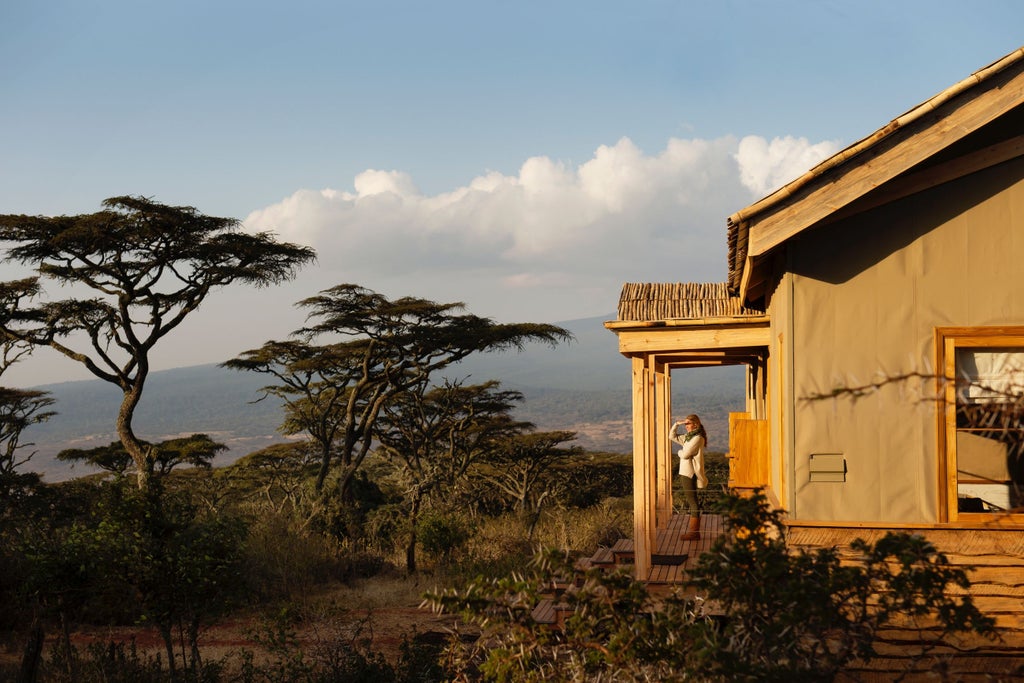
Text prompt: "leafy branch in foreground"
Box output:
[[689, 491, 996, 682], [426, 490, 997, 682]]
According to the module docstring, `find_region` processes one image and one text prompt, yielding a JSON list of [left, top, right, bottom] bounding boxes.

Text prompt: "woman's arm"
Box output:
[[678, 434, 704, 461], [668, 421, 685, 447]]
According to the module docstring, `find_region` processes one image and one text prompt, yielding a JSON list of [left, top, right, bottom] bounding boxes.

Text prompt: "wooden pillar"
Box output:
[[631, 355, 654, 579], [655, 360, 673, 527]]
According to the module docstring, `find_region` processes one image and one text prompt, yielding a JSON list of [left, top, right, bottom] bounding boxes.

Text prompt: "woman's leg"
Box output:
[[680, 474, 698, 517], [680, 474, 701, 540]]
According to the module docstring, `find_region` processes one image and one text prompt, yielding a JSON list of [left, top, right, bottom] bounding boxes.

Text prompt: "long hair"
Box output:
[[685, 413, 707, 442]]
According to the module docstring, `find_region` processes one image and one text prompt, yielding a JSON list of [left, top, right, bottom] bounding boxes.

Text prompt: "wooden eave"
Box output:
[[605, 315, 771, 357], [727, 46, 1024, 303]]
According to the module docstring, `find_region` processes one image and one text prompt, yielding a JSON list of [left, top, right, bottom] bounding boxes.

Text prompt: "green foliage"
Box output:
[[426, 550, 705, 682], [473, 430, 581, 515], [12, 479, 252, 677], [417, 512, 472, 566], [547, 452, 632, 508], [240, 509, 383, 601], [17, 481, 145, 624], [688, 491, 997, 681], [42, 638, 231, 683], [58, 434, 227, 480], [43, 639, 166, 683], [135, 490, 251, 661], [225, 283, 572, 502], [0, 384, 55, 516], [427, 490, 998, 682], [0, 196, 316, 488]]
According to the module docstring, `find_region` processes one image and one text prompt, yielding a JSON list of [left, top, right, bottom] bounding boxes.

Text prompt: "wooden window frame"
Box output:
[[937, 326, 1024, 524]]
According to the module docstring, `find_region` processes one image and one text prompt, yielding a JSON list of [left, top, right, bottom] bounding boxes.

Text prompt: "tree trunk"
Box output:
[[406, 491, 421, 574], [16, 618, 43, 683], [160, 624, 176, 679], [115, 375, 152, 489]]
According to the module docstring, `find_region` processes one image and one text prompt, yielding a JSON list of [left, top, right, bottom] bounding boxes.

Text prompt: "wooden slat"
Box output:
[[616, 324, 771, 354], [531, 599, 556, 624], [727, 417, 769, 487], [589, 547, 614, 566], [611, 537, 635, 564]]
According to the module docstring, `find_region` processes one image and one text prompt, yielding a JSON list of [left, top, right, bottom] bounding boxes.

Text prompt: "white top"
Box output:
[[669, 422, 707, 488]]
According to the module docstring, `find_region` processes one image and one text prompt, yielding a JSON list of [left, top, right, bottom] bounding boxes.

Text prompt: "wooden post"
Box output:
[[631, 356, 654, 579], [655, 360, 673, 528]]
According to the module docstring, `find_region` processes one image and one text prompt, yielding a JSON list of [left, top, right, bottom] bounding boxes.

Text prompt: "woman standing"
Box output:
[[669, 414, 707, 540]]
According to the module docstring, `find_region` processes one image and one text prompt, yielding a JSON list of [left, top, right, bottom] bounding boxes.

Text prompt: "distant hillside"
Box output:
[[22, 315, 744, 481]]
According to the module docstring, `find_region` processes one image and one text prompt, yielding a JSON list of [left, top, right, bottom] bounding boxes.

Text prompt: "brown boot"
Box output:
[[681, 516, 701, 541]]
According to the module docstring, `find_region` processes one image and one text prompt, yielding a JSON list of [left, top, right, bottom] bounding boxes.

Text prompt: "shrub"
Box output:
[[242, 512, 351, 601], [417, 512, 472, 567], [426, 490, 998, 682], [688, 491, 997, 681]]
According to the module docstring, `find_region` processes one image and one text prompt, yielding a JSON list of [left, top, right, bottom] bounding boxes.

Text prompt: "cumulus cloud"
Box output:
[[244, 135, 838, 323], [735, 135, 842, 197]]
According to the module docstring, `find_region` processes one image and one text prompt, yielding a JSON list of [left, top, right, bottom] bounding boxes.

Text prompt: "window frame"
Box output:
[[937, 326, 1024, 524]]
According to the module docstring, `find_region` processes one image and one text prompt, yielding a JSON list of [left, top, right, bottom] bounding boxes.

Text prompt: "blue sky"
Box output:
[[2, 0, 1024, 385]]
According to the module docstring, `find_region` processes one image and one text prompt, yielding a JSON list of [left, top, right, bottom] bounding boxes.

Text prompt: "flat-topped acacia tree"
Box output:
[[0, 196, 317, 489], [224, 284, 573, 503]]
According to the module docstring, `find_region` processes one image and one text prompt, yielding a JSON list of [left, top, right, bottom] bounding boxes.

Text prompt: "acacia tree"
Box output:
[[57, 434, 227, 478], [475, 430, 581, 516], [0, 387, 56, 518], [376, 379, 529, 572], [0, 311, 55, 517], [224, 284, 572, 502], [223, 340, 356, 496], [0, 196, 316, 489]]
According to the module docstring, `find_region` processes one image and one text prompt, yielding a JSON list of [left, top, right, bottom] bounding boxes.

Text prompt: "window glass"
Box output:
[[954, 348, 1024, 513]]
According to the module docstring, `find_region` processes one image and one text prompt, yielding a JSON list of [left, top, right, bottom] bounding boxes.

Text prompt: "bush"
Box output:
[[687, 491, 997, 681], [426, 490, 998, 682], [551, 453, 632, 508], [417, 512, 472, 567], [242, 512, 352, 601]]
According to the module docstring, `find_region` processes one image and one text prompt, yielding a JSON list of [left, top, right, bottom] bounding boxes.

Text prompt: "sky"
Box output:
[[1, 0, 1023, 386]]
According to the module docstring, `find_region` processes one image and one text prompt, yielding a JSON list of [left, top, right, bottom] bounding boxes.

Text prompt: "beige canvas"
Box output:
[[779, 158, 1024, 522]]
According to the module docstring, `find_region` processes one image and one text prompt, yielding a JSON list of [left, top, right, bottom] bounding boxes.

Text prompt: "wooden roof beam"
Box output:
[[614, 323, 770, 355]]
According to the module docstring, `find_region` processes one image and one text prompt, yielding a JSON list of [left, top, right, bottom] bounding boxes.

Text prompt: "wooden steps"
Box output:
[[531, 513, 725, 623]]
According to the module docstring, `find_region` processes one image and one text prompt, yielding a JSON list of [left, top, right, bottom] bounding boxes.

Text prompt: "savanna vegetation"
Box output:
[[0, 198, 999, 682]]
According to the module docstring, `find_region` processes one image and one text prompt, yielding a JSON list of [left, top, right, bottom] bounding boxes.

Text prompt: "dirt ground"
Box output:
[[70, 606, 463, 661], [2, 578, 473, 676]]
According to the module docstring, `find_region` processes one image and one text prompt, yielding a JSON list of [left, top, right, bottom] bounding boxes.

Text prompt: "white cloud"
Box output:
[[735, 135, 842, 197], [244, 135, 838, 323]]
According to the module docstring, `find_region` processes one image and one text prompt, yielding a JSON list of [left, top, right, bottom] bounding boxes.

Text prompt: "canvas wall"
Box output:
[[780, 157, 1024, 522]]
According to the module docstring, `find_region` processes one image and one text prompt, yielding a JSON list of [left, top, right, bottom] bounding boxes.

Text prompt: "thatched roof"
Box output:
[[617, 282, 765, 322]]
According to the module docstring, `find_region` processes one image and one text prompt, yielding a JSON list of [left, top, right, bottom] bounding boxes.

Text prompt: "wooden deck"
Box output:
[[532, 513, 724, 624], [651, 513, 723, 566]]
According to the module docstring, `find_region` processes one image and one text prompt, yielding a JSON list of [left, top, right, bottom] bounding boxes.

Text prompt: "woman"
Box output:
[[669, 414, 707, 541]]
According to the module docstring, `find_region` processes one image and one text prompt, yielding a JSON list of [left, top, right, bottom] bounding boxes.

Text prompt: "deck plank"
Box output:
[[652, 513, 724, 569]]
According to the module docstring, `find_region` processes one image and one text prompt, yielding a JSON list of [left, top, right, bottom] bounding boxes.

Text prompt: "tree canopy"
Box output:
[[224, 284, 573, 502], [0, 196, 317, 488]]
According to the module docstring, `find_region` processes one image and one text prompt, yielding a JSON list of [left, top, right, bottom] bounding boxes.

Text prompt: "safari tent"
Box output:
[[606, 45, 1024, 652]]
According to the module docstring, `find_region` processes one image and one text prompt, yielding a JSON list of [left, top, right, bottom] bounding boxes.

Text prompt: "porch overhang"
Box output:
[[605, 312, 770, 580], [606, 316, 771, 357]]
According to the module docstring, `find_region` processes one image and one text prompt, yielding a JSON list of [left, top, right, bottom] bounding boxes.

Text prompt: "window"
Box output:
[[938, 328, 1024, 522]]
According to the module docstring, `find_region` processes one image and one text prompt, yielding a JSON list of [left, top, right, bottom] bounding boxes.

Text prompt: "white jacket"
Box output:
[[669, 423, 707, 488]]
